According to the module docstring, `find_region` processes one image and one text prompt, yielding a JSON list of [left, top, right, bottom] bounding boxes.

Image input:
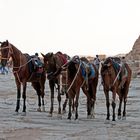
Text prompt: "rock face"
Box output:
[[126, 35, 140, 77]]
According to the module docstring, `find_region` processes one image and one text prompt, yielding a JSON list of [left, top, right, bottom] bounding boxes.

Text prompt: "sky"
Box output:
[[0, 0, 140, 57]]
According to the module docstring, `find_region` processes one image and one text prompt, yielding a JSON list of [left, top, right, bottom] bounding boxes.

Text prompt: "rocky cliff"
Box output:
[[126, 35, 140, 77]]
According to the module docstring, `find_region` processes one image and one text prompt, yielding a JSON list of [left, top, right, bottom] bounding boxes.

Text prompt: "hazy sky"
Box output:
[[0, 0, 140, 56]]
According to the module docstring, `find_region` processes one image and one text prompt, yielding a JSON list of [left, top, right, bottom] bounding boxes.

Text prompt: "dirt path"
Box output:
[[0, 73, 140, 140]]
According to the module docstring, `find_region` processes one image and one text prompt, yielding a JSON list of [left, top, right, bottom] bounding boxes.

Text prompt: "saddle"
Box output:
[[25, 54, 44, 75], [31, 56, 44, 74], [56, 51, 67, 64], [81, 62, 95, 79]]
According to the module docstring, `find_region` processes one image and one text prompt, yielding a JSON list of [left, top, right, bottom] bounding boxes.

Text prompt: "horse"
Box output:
[[101, 57, 132, 121], [41, 51, 69, 117], [0, 40, 46, 115], [61, 56, 99, 120]]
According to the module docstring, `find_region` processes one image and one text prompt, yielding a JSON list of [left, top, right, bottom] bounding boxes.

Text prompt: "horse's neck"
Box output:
[[10, 44, 26, 67]]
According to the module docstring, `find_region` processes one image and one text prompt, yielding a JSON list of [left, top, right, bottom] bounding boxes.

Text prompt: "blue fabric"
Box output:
[[112, 61, 120, 72], [89, 64, 95, 79], [81, 64, 86, 79], [81, 63, 95, 80]]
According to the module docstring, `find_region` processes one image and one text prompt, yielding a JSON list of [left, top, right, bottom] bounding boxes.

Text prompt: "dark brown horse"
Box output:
[[0, 40, 46, 115], [101, 57, 132, 121], [61, 56, 99, 120], [41, 51, 68, 117]]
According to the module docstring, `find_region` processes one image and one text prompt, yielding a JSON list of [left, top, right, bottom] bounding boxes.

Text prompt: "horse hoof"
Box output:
[[37, 108, 41, 112], [122, 116, 126, 120], [57, 114, 62, 119], [13, 112, 19, 115], [62, 110, 66, 114], [75, 119, 79, 124], [72, 110, 75, 114], [21, 112, 26, 116], [118, 115, 121, 120], [91, 114, 95, 119], [104, 119, 110, 124], [42, 106, 45, 112], [87, 115, 91, 119], [111, 121, 116, 125], [48, 113, 52, 117], [67, 117, 71, 120]]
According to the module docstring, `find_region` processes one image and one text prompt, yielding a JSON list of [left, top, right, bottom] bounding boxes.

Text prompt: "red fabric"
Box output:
[[56, 52, 67, 64]]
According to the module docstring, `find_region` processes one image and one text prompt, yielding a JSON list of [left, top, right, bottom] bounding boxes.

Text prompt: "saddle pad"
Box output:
[[81, 62, 95, 80], [89, 64, 95, 79]]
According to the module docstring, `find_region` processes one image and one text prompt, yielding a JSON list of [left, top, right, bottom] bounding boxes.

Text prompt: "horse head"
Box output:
[[101, 57, 116, 90], [0, 40, 12, 66], [41, 52, 57, 79]]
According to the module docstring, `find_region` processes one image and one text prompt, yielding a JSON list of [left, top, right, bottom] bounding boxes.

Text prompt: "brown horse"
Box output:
[[0, 40, 46, 115], [101, 57, 132, 121], [61, 56, 99, 120], [41, 51, 68, 117]]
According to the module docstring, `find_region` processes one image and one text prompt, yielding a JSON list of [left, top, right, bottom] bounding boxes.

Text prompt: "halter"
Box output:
[[0, 45, 13, 61]]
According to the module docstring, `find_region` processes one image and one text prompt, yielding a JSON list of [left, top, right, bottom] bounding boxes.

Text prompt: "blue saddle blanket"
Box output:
[[81, 63, 95, 80]]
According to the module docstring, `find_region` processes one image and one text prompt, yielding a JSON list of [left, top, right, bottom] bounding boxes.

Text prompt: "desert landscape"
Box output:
[[0, 71, 139, 140]]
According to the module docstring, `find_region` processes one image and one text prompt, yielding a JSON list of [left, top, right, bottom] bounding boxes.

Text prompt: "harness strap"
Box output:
[[112, 66, 122, 86], [13, 71, 22, 84]]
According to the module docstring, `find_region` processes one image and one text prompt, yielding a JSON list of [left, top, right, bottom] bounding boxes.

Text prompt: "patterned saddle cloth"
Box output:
[[81, 61, 95, 80]]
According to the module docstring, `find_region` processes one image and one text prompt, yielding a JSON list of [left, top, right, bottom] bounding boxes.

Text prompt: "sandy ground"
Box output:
[[0, 71, 140, 140]]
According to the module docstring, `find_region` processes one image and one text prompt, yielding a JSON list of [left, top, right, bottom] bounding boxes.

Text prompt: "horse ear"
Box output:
[[41, 53, 45, 58], [50, 53, 53, 57]]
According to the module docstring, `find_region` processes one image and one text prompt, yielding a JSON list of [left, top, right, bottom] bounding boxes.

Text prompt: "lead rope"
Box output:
[[112, 67, 122, 86], [67, 62, 81, 93]]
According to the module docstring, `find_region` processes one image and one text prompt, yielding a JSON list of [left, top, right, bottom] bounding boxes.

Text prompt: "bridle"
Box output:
[[0, 43, 13, 61]]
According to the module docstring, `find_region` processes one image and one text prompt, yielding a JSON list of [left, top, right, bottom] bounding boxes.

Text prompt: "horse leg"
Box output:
[[57, 85, 61, 114], [49, 80, 55, 116], [72, 98, 75, 113], [75, 90, 80, 120], [67, 97, 72, 120], [40, 79, 46, 112], [112, 91, 116, 121], [105, 90, 110, 120], [122, 86, 129, 120], [21, 82, 27, 115], [118, 93, 123, 120], [15, 83, 21, 114], [37, 93, 41, 112], [81, 86, 91, 118], [122, 98, 127, 120], [32, 82, 42, 112], [62, 92, 68, 113], [89, 83, 97, 119]]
